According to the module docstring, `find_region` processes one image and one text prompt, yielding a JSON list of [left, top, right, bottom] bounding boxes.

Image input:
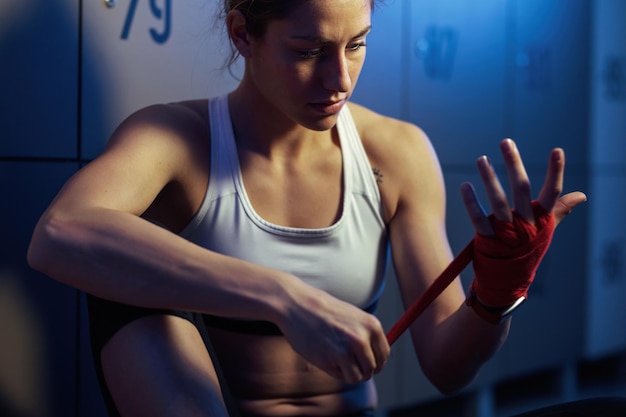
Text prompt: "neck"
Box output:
[[228, 85, 335, 160]]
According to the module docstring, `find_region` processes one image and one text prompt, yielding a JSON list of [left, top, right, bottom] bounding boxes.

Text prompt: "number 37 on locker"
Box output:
[[119, 0, 171, 44]]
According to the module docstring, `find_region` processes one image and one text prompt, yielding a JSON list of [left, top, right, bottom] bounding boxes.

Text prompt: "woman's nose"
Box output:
[[323, 52, 351, 93]]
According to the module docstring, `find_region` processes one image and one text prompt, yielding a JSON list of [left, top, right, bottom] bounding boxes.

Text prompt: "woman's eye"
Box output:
[[348, 42, 366, 52], [296, 42, 365, 60], [298, 49, 323, 59]]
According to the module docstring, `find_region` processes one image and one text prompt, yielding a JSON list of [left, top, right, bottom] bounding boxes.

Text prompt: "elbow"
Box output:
[[27, 213, 64, 275], [432, 378, 471, 397], [419, 355, 478, 396], [427, 368, 474, 396], [27, 239, 48, 275]]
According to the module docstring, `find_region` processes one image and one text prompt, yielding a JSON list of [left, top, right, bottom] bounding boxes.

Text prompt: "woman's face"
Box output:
[[246, 0, 372, 131]]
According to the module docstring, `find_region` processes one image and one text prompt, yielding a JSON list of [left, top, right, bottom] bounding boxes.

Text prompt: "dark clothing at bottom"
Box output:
[[86, 294, 242, 417]]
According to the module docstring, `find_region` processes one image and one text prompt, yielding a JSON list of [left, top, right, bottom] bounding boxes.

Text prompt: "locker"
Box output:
[[351, 0, 406, 119], [81, 0, 241, 159], [510, 0, 591, 169], [0, 161, 79, 417], [0, 0, 79, 158], [589, 0, 626, 167], [407, 0, 509, 166], [586, 175, 626, 357], [584, 0, 626, 359]]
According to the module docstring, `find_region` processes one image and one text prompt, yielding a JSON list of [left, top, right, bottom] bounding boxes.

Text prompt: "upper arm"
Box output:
[[385, 126, 465, 315], [386, 124, 466, 358], [48, 103, 209, 219], [354, 105, 465, 351]]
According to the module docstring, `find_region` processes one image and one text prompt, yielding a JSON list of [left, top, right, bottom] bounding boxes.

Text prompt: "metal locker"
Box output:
[[0, 0, 79, 158], [81, 0, 241, 159], [350, 0, 407, 120], [509, 0, 590, 168], [406, 0, 509, 167], [0, 161, 80, 417], [585, 0, 626, 358]]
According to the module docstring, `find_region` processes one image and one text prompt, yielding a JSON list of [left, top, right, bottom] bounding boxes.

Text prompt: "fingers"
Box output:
[[335, 340, 377, 383], [290, 306, 389, 384], [476, 154, 513, 222], [461, 182, 494, 236], [500, 139, 534, 222], [536, 148, 565, 211], [370, 319, 390, 375], [470, 139, 562, 226], [375, 336, 390, 372], [340, 317, 389, 383], [337, 360, 365, 384]]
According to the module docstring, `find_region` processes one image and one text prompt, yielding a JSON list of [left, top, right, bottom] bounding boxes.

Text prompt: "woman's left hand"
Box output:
[[461, 138, 586, 237]]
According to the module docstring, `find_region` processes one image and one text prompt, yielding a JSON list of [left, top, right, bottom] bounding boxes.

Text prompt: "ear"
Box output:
[[226, 10, 252, 58]]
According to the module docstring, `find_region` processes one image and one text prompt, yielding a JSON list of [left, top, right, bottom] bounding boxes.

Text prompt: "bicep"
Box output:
[[53, 150, 168, 216], [50, 106, 193, 217]]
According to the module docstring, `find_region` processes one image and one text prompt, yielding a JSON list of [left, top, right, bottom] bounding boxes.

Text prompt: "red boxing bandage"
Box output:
[[471, 201, 555, 307], [385, 201, 555, 344]]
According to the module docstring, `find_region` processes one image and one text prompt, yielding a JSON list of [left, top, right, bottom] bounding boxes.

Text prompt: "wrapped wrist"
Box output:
[[472, 201, 555, 306], [466, 280, 525, 324]]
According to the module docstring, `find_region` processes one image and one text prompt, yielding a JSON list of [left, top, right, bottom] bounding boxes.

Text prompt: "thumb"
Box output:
[[553, 191, 587, 226]]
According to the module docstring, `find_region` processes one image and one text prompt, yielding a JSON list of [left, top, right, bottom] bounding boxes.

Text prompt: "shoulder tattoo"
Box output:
[[372, 167, 383, 184]]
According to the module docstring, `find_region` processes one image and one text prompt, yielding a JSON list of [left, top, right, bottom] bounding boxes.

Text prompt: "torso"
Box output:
[[207, 327, 377, 416], [142, 97, 404, 416]]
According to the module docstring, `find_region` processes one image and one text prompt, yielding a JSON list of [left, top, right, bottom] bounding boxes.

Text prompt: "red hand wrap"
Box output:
[[385, 201, 555, 345], [471, 200, 555, 307]]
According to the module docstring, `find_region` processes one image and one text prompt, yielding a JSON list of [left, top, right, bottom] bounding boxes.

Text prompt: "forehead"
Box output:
[[269, 0, 372, 40]]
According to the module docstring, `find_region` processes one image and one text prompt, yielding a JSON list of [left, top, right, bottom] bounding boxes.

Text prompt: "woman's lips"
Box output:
[[309, 99, 346, 115]]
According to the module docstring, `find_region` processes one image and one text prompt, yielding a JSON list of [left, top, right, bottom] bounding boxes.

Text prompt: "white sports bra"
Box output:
[[180, 95, 388, 312]]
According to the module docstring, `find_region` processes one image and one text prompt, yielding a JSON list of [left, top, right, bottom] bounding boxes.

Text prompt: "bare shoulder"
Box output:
[[346, 101, 440, 178], [98, 99, 211, 182], [346, 102, 434, 168], [108, 99, 209, 153], [346, 102, 444, 221], [51, 100, 211, 224]]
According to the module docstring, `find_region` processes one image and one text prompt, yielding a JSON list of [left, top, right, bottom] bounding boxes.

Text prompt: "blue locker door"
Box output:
[[509, 0, 591, 167], [0, 161, 79, 417], [80, 0, 240, 159], [0, 0, 79, 158], [407, 0, 509, 167], [585, 0, 626, 358], [350, 0, 406, 119]]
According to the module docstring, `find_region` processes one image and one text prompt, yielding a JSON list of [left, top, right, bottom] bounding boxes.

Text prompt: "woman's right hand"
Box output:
[[277, 286, 390, 384]]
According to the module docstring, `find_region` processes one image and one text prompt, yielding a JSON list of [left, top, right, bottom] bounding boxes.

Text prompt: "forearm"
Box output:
[[413, 302, 510, 395], [28, 206, 294, 322]]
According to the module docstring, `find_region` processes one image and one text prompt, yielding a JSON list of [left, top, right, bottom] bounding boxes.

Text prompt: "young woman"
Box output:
[[28, 0, 585, 416]]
